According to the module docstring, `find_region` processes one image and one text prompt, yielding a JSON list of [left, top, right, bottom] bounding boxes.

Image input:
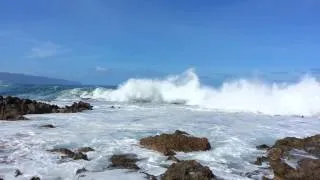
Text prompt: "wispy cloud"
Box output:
[[26, 41, 69, 59], [96, 66, 108, 72]]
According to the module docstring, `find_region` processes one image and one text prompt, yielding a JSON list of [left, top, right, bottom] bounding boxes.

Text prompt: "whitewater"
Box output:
[[68, 69, 320, 116], [1, 70, 320, 179]]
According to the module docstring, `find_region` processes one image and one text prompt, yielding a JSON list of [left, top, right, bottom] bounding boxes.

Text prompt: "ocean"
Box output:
[[1, 70, 320, 180]]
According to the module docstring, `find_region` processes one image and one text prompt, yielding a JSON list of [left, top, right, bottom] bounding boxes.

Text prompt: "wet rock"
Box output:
[[254, 156, 268, 165], [76, 168, 88, 175], [256, 144, 270, 150], [292, 158, 320, 180], [14, 169, 23, 177], [48, 148, 88, 161], [109, 154, 140, 170], [39, 124, 56, 128], [73, 152, 88, 160], [163, 149, 176, 156], [167, 156, 180, 162], [63, 101, 93, 113], [0, 96, 92, 120], [76, 147, 95, 153], [141, 172, 158, 180], [265, 134, 320, 180], [30, 176, 40, 180], [161, 160, 216, 180], [140, 130, 211, 155]]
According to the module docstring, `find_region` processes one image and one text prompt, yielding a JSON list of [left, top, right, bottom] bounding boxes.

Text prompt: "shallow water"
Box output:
[[1, 100, 320, 180]]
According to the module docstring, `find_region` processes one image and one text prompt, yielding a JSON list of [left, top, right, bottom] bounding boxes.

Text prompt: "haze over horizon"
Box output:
[[1, 0, 320, 85]]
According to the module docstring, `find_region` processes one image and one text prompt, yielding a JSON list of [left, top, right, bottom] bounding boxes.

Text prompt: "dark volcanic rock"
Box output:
[[48, 148, 88, 161], [264, 134, 320, 180], [30, 176, 41, 180], [161, 160, 216, 180], [256, 144, 270, 150], [14, 169, 23, 177], [76, 168, 88, 175], [62, 101, 93, 113], [109, 154, 140, 170], [254, 156, 268, 165], [39, 124, 56, 128], [0, 96, 92, 120], [76, 147, 95, 153], [140, 130, 211, 155]]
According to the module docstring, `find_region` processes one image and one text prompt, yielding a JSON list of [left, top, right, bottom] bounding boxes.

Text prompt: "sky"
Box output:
[[0, 0, 320, 85]]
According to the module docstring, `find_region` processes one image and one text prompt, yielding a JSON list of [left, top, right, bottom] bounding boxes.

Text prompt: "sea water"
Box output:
[[1, 70, 320, 180]]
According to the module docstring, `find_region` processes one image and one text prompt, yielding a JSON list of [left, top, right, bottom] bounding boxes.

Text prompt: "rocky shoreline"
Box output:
[[0, 96, 92, 120], [255, 134, 320, 180], [1, 96, 319, 180]]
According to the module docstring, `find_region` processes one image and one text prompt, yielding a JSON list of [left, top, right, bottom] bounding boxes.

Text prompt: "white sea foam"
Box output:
[[1, 102, 319, 180], [60, 69, 320, 116]]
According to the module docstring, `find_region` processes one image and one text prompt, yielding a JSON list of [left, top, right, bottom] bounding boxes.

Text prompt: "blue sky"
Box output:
[[0, 0, 320, 84]]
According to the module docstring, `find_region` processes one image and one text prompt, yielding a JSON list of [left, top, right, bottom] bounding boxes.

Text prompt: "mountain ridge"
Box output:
[[0, 72, 80, 85]]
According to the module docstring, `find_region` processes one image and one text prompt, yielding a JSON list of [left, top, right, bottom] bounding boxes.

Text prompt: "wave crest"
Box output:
[[59, 69, 320, 116]]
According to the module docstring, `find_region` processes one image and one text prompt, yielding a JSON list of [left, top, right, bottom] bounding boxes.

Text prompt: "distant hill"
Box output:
[[0, 72, 80, 85]]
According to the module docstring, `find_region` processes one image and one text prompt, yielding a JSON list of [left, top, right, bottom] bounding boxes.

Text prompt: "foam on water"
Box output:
[[57, 69, 320, 116], [1, 100, 320, 180]]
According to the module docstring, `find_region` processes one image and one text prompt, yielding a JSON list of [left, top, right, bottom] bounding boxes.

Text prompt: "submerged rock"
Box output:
[[30, 176, 40, 180], [14, 169, 23, 177], [256, 144, 270, 150], [140, 130, 211, 155], [39, 124, 56, 128], [48, 148, 88, 161], [161, 160, 216, 180], [76, 147, 95, 153], [0, 96, 92, 120], [76, 168, 88, 175], [109, 154, 140, 170]]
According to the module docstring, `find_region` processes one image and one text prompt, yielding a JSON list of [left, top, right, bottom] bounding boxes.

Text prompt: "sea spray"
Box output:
[[55, 69, 320, 116]]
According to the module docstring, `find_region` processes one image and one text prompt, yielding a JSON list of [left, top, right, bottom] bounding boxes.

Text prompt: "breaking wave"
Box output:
[[58, 69, 320, 116]]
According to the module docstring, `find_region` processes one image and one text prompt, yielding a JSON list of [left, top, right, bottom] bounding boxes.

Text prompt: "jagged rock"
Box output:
[[161, 160, 216, 180], [140, 130, 211, 155], [48, 148, 88, 161], [109, 154, 140, 170], [39, 124, 56, 128], [256, 144, 270, 150], [76, 168, 88, 175], [0, 96, 92, 120], [264, 134, 320, 180], [254, 156, 268, 165], [76, 147, 95, 153], [14, 169, 23, 177]]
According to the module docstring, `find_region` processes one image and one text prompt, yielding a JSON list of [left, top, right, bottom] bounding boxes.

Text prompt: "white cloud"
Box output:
[[96, 66, 108, 72], [26, 41, 69, 59]]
